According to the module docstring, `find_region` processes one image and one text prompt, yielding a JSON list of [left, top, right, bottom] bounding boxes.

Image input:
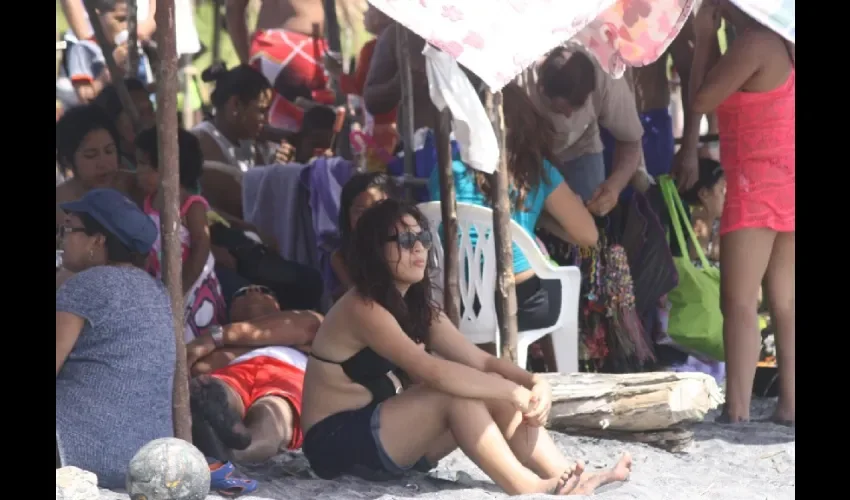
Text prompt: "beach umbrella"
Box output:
[[367, 0, 699, 90]]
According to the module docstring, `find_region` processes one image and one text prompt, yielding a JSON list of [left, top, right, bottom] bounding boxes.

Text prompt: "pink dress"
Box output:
[[716, 69, 795, 235], [144, 194, 227, 342]]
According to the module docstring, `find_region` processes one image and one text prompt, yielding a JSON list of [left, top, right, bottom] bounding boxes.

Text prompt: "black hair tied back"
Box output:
[[201, 62, 229, 83]]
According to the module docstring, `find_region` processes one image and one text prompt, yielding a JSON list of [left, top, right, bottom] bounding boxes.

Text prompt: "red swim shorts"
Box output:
[[211, 355, 305, 449]]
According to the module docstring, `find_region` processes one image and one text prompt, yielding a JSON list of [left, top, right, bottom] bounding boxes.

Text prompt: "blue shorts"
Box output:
[[302, 402, 433, 480], [557, 152, 606, 202]]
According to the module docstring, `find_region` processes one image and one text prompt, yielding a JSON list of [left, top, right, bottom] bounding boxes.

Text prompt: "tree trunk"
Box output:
[[542, 372, 723, 433]]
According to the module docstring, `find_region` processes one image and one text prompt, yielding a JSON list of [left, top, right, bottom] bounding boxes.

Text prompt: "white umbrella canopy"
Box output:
[[367, 0, 699, 90]]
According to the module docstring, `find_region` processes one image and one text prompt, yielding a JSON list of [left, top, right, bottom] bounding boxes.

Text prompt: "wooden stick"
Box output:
[[396, 27, 416, 191], [485, 90, 518, 363], [127, 0, 139, 78], [433, 108, 459, 326], [82, 0, 141, 130], [211, 0, 222, 65], [155, 0, 191, 443]]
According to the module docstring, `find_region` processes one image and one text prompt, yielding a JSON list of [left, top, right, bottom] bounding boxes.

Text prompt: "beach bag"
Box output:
[[659, 176, 724, 361]]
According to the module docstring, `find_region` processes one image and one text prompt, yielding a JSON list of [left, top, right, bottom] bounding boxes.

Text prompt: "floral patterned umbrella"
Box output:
[[367, 0, 697, 90]]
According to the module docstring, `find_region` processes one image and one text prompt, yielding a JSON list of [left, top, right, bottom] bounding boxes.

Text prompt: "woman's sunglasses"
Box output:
[[58, 226, 86, 239], [388, 230, 433, 251]]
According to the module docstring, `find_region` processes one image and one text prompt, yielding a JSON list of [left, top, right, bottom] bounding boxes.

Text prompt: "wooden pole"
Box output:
[[485, 90, 518, 363], [127, 0, 139, 78], [433, 108, 459, 326], [396, 27, 416, 186], [156, 0, 191, 442], [211, 0, 222, 65], [83, 0, 141, 129]]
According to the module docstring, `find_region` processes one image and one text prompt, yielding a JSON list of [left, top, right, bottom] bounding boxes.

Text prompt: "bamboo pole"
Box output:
[[485, 90, 518, 363], [211, 0, 222, 65], [395, 27, 416, 187], [127, 0, 139, 78], [433, 108, 459, 326], [83, 0, 141, 130], [155, 0, 191, 442]]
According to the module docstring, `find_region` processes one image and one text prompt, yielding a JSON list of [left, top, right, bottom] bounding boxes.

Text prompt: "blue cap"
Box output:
[[60, 188, 158, 254]]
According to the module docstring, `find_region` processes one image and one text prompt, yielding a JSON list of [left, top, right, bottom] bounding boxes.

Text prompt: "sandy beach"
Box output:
[[95, 397, 793, 500]]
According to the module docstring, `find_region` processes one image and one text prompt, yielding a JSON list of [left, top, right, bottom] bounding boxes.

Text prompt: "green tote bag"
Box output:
[[659, 176, 724, 361]]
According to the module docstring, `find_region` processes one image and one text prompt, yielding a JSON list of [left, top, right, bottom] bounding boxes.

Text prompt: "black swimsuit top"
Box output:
[[309, 347, 409, 403]]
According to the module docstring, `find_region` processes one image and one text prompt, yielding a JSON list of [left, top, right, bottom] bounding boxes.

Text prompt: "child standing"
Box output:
[[135, 127, 227, 341]]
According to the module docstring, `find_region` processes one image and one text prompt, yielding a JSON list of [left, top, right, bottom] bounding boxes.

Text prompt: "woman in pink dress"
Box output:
[[677, 0, 795, 425]]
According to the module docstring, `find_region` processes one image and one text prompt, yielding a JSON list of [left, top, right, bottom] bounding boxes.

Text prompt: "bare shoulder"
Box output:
[[736, 28, 786, 54]]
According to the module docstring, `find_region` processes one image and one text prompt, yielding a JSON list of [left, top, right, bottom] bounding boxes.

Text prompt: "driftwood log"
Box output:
[[542, 372, 723, 452]]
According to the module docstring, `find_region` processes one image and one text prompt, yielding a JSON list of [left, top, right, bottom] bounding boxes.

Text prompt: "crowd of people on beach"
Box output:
[[56, 0, 794, 496]]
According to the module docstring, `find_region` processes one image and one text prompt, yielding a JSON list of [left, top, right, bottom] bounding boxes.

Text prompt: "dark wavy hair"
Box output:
[[339, 172, 392, 254], [473, 82, 556, 211], [202, 62, 271, 110], [347, 199, 439, 345]]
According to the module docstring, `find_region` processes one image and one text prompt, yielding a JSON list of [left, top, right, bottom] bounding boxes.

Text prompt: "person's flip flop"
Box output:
[[209, 461, 258, 498]]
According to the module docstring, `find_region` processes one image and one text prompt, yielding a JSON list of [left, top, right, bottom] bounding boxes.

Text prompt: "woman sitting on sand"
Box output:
[[331, 172, 391, 298], [56, 188, 175, 489], [300, 199, 631, 495], [676, 0, 795, 425], [56, 104, 141, 232]]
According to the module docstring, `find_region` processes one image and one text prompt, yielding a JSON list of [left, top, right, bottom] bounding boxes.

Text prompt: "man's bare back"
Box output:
[[255, 0, 325, 37]]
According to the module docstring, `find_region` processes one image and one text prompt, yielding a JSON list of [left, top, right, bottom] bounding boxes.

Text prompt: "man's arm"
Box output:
[[225, 0, 253, 64], [60, 0, 93, 40], [597, 76, 644, 191], [363, 25, 402, 116], [223, 311, 322, 347], [137, 0, 157, 41]]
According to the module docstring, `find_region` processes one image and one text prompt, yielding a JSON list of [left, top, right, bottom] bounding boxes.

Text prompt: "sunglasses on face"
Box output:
[[58, 226, 86, 239], [232, 285, 278, 302], [388, 230, 433, 251]]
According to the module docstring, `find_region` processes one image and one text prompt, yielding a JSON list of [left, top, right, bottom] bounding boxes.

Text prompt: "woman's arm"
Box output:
[[183, 201, 212, 295], [543, 183, 599, 247], [137, 0, 157, 41], [354, 301, 525, 404], [428, 313, 541, 389], [330, 250, 353, 289], [691, 29, 768, 113], [57, 312, 85, 376]]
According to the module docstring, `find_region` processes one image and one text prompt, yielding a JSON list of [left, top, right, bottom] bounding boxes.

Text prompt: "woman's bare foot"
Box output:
[[769, 405, 794, 427], [546, 460, 585, 495], [572, 453, 633, 495]]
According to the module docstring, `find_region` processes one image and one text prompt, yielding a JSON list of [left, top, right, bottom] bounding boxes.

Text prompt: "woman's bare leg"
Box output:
[[763, 232, 795, 424], [377, 386, 578, 495], [720, 228, 776, 421], [230, 396, 297, 463], [487, 399, 631, 493], [420, 398, 631, 495]]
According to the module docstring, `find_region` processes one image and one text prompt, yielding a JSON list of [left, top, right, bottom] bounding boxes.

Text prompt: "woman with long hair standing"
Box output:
[[675, 0, 795, 425]]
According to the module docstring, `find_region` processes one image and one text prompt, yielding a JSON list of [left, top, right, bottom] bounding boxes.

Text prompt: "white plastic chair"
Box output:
[[417, 201, 581, 373]]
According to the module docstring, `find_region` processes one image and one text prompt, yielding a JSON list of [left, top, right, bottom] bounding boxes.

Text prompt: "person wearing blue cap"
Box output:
[[56, 188, 176, 489]]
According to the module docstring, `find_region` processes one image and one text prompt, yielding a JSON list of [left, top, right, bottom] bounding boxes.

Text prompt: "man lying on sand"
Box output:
[[187, 286, 319, 475]]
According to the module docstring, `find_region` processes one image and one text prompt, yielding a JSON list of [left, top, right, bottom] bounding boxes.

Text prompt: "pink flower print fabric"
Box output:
[[368, 0, 697, 88], [572, 0, 697, 78]]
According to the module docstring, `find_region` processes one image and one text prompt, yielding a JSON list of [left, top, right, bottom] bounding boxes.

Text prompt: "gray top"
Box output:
[[66, 39, 106, 82], [56, 265, 176, 489]]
